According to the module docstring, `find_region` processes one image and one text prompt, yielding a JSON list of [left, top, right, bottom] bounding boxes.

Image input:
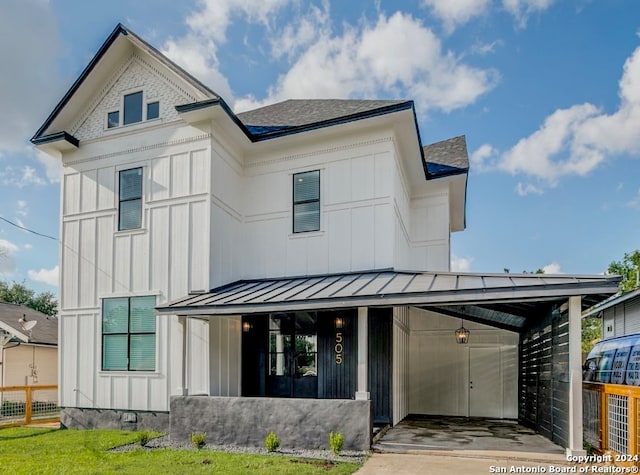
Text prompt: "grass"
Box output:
[[0, 427, 361, 474]]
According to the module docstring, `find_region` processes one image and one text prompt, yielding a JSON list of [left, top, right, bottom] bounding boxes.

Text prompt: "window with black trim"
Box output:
[[102, 296, 156, 371], [123, 91, 143, 125], [119, 167, 143, 231], [293, 170, 320, 233]]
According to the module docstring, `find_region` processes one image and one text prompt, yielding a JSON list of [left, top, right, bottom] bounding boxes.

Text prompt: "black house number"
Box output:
[[335, 332, 343, 365]]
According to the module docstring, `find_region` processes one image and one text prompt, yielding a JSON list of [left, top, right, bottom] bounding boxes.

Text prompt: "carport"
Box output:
[[157, 270, 620, 454]]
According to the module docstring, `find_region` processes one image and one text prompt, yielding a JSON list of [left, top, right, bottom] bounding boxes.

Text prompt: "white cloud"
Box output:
[[16, 200, 28, 217], [497, 45, 640, 191], [451, 254, 474, 272], [0, 1, 60, 154], [161, 0, 294, 102], [23, 243, 33, 250], [28, 265, 59, 287], [470, 143, 497, 171], [628, 188, 640, 209], [502, 0, 555, 28], [515, 182, 544, 196], [422, 0, 492, 33], [1, 165, 47, 188], [542, 261, 562, 274], [0, 239, 19, 275], [236, 12, 498, 114], [471, 40, 503, 56], [34, 149, 61, 183], [269, 2, 330, 60]]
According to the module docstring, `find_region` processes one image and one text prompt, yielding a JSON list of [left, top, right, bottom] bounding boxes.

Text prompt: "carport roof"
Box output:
[[156, 270, 620, 330]]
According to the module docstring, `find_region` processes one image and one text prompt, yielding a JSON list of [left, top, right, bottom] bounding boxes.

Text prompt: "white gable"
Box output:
[[73, 53, 195, 141]]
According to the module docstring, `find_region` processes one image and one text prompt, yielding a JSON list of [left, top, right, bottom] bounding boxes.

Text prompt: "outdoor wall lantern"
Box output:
[[455, 320, 470, 344], [335, 317, 344, 329], [242, 321, 252, 333]]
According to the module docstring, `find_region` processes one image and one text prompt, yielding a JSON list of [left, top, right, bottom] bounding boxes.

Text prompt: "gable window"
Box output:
[[107, 111, 119, 128], [123, 91, 143, 125], [293, 170, 320, 233], [102, 296, 156, 371], [147, 101, 160, 120], [119, 167, 143, 231]]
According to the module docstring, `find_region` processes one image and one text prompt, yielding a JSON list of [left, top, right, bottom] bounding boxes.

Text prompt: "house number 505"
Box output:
[[335, 332, 343, 365]]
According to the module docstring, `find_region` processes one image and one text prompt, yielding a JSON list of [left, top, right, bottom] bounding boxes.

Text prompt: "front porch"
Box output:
[[157, 270, 620, 453]]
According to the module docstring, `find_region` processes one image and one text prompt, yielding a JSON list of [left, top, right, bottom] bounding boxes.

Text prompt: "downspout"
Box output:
[[179, 316, 188, 396]]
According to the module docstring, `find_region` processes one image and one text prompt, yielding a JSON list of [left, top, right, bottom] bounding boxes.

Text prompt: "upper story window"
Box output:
[[293, 170, 320, 233], [102, 296, 156, 371], [119, 167, 143, 231], [123, 91, 143, 125], [107, 91, 159, 129]]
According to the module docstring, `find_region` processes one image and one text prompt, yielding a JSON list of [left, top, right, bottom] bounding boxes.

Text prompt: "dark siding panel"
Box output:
[[317, 310, 356, 399], [369, 308, 392, 424]]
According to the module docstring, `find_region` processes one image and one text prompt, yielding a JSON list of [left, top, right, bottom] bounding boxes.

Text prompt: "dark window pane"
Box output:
[[103, 298, 129, 333], [119, 199, 142, 230], [107, 111, 119, 128], [103, 335, 128, 370], [293, 201, 320, 233], [130, 296, 156, 333], [293, 171, 320, 202], [123, 91, 143, 125], [147, 102, 159, 120], [119, 168, 142, 200], [129, 334, 155, 371]]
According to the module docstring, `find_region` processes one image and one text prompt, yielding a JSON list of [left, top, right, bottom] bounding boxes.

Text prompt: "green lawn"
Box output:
[[0, 427, 362, 474]]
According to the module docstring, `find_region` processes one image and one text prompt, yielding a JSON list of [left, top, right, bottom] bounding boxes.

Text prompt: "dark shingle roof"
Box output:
[[0, 302, 57, 345], [422, 135, 469, 178], [237, 99, 406, 128]]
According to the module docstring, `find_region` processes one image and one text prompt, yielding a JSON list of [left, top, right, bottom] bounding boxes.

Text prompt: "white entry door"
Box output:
[[469, 347, 503, 418]]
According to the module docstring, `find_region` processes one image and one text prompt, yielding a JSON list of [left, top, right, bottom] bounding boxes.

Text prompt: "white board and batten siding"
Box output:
[[408, 308, 518, 419], [59, 122, 214, 412], [393, 306, 410, 425]]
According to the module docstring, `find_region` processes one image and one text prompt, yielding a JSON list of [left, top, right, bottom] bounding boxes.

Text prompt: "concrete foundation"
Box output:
[[60, 407, 170, 432], [170, 396, 372, 451]]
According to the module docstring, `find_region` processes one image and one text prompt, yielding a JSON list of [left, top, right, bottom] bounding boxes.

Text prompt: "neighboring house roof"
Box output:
[[157, 270, 620, 331], [423, 135, 469, 178], [582, 286, 640, 318], [0, 302, 57, 346]]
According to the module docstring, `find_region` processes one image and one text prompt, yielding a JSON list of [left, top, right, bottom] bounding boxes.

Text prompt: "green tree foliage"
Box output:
[[0, 281, 57, 317], [608, 250, 640, 293], [582, 317, 601, 354]]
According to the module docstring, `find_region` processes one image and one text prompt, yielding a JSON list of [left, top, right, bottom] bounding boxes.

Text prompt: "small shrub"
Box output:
[[190, 432, 207, 450], [136, 431, 151, 447], [328, 431, 344, 455], [264, 431, 280, 452]]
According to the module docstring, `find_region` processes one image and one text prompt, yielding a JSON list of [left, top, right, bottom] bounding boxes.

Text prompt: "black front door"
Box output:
[[267, 312, 318, 398]]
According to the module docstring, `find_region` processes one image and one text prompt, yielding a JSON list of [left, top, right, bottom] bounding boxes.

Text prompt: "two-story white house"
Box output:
[[32, 24, 620, 453]]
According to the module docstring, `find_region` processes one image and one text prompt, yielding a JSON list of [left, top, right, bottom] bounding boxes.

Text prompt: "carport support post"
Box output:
[[355, 307, 370, 400], [567, 296, 585, 457]]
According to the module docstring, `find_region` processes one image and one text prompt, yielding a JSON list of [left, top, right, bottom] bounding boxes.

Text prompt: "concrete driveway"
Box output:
[[358, 416, 571, 474]]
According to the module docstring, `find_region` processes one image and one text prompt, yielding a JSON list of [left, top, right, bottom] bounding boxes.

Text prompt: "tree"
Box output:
[[0, 281, 57, 317], [607, 249, 640, 293], [582, 317, 601, 354]]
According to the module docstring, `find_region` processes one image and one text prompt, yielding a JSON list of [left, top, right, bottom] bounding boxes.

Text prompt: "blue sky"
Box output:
[[1, 0, 640, 295]]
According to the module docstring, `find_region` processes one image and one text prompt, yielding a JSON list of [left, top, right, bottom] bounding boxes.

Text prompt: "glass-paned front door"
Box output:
[[268, 312, 318, 397]]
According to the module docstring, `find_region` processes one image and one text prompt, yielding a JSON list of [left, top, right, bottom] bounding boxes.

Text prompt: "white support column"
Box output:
[[355, 307, 370, 400], [567, 296, 586, 457], [177, 316, 189, 396]]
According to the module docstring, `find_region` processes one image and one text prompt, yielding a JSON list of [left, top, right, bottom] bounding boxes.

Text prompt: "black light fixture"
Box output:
[[242, 321, 252, 333], [455, 320, 470, 344], [335, 317, 344, 329]]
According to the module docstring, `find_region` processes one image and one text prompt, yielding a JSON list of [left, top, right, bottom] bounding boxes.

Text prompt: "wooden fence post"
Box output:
[[25, 386, 32, 424]]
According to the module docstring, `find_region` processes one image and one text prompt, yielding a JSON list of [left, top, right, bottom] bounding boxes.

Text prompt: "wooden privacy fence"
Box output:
[[584, 382, 640, 457], [0, 385, 59, 427]]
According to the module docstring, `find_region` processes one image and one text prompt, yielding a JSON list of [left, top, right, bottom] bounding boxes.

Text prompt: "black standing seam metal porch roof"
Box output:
[[155, 270, 621, 332]]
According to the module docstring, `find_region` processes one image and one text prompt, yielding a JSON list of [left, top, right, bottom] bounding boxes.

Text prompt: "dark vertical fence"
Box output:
[[368, 307, 392, 424], [519, 305, 569, 447]]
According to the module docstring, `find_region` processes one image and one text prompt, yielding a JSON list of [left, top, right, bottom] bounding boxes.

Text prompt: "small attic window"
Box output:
[[123, 91, 143, 125], [147, 102, 159, 120], [107, 111, 119, 128]]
